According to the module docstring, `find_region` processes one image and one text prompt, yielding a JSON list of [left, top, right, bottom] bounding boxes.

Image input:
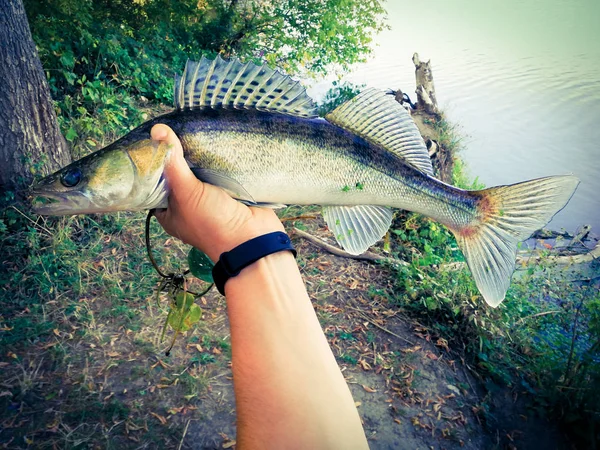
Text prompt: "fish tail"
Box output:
[[451, 175, 579, 307]]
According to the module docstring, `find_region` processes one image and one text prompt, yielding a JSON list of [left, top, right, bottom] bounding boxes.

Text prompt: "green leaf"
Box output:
[[168, 300, 202, 332], [175, 292, 195, 309], [188, 248, 214, 282], [65, 127, 77, 142]]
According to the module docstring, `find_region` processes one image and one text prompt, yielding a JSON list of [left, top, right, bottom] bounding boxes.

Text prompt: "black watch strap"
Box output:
[[212, 231, 297, 295]]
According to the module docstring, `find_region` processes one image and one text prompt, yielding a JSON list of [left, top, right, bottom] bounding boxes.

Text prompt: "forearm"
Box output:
[[225, 251, 368, 449]]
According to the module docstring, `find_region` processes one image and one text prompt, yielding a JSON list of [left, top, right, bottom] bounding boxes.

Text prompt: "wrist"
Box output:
[[196, 209, 285, 262], [212, 231, 296, 295]]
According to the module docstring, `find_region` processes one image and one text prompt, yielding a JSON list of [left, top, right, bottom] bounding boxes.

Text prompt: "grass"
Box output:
[[381, 120, 600, 446], [1, 79, 598, 447], [0, 204, 236, 448]]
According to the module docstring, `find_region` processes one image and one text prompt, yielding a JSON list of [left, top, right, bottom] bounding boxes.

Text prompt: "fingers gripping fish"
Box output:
[[31, 56, 579, 307]]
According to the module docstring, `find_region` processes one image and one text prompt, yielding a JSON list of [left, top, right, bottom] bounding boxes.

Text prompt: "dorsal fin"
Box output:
[[325, 88, 434, 176], [174, 56, 318, 118]]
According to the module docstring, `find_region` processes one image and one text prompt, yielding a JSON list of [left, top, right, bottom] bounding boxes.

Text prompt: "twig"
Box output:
[[517, 310, 562, 325], [347, 306, 415, 346], [280, 214, 318, 222], [178, 419, 191, 450], [291, 227, 408, 266], [10, 206, 53, 236]]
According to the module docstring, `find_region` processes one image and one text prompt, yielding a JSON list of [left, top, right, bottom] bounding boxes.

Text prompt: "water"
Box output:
[[308, 0, 600, 233]]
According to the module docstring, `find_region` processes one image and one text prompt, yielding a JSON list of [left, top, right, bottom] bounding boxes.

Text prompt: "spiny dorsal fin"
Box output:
[[174, 56, 318, 118], [325, 88, 434, 176]]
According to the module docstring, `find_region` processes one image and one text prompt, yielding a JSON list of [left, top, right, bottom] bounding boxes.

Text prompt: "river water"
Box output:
[[308, 0, 600, 233]]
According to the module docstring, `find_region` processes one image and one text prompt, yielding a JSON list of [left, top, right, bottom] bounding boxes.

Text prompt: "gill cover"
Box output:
[[31, 139, 169, 215]]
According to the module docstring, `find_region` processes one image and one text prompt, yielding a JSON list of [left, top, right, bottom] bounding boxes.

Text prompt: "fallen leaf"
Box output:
[[394, 418, 402, 425], [168, 406, 185, 415], [53, 329, 60, 336], [358, 359, 372, 371], [150, 412, 167, 425], [107, 351, 120, 357], [446, 384, 461, 396], [151, 359, 171, 369], [187, 344, 203, 353], [41, 342, 58, 349], [425, 352, 438, 360], [362, 385, 377, 393], [401, 346, 421, 354], [354, 401, 362, 407], [222, 440, 236, 449]]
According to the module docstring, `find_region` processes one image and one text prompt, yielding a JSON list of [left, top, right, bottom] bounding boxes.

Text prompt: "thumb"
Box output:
[[150, 124, 201, 196]]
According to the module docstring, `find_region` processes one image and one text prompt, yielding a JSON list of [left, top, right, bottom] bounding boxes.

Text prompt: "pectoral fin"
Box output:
[[190, 168, 256, 204]]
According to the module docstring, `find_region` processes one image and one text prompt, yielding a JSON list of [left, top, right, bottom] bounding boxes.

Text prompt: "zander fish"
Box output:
[[31, 56, 579, 307]]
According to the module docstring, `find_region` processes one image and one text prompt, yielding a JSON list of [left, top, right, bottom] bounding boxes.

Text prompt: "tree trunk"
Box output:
[[0, 0, 70, 191]]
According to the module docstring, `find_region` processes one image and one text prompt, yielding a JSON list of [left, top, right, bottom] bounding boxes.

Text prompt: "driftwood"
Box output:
[[516, 241, 600, 266], [413, 53, 440, 116]]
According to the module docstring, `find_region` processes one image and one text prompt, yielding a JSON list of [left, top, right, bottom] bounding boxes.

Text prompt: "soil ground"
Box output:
[[0, 107, 581, 449], [0, 214, 574, 449]]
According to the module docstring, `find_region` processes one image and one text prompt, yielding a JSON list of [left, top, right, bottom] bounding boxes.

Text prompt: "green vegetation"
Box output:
[[0, 1, 598, 447], [384, 132, 600, 445], [318, 80, 363, 116], [2, 2, 388, 446], [23, 0, 385, 161]]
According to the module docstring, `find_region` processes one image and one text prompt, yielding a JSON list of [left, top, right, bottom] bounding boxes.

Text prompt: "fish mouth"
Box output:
[[30, 190, 91, 215]]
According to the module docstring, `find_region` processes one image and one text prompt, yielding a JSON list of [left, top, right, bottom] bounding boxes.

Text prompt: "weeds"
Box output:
[[386, 191, 600, 446]]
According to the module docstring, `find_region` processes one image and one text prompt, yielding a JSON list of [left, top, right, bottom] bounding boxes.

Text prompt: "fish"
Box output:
[[30, 56, 579, 307]]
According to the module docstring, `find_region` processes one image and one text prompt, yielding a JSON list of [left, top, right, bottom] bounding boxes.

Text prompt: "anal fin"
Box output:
[[322, 205, 393, 255]]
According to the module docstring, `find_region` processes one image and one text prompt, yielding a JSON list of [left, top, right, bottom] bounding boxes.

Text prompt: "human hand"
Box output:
[[151, 124, 284, 262]]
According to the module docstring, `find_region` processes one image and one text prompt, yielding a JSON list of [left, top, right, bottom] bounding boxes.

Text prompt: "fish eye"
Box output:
[[60, 167, 82, 187]]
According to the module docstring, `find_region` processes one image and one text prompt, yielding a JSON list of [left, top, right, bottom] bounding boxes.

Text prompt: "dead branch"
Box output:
[[291, 226, 598, 273], [347, 306, 416, 346], [291, 227, 408, 266]]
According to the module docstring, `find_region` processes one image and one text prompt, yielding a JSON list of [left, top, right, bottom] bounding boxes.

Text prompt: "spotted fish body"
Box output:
[[31, 56, 579, 307]]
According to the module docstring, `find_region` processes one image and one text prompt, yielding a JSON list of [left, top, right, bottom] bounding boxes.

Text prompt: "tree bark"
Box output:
[[0, 0, 70, 191]]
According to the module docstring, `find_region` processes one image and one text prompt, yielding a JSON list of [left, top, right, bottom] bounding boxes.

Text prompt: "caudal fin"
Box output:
[[452, 176, 579, 307]]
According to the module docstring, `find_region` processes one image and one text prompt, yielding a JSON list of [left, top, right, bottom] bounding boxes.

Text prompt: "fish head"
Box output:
[[30, 139, 169, 215]]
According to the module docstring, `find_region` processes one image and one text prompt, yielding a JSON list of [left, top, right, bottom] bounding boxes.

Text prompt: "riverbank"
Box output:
[[1, 104, 599, 449]]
